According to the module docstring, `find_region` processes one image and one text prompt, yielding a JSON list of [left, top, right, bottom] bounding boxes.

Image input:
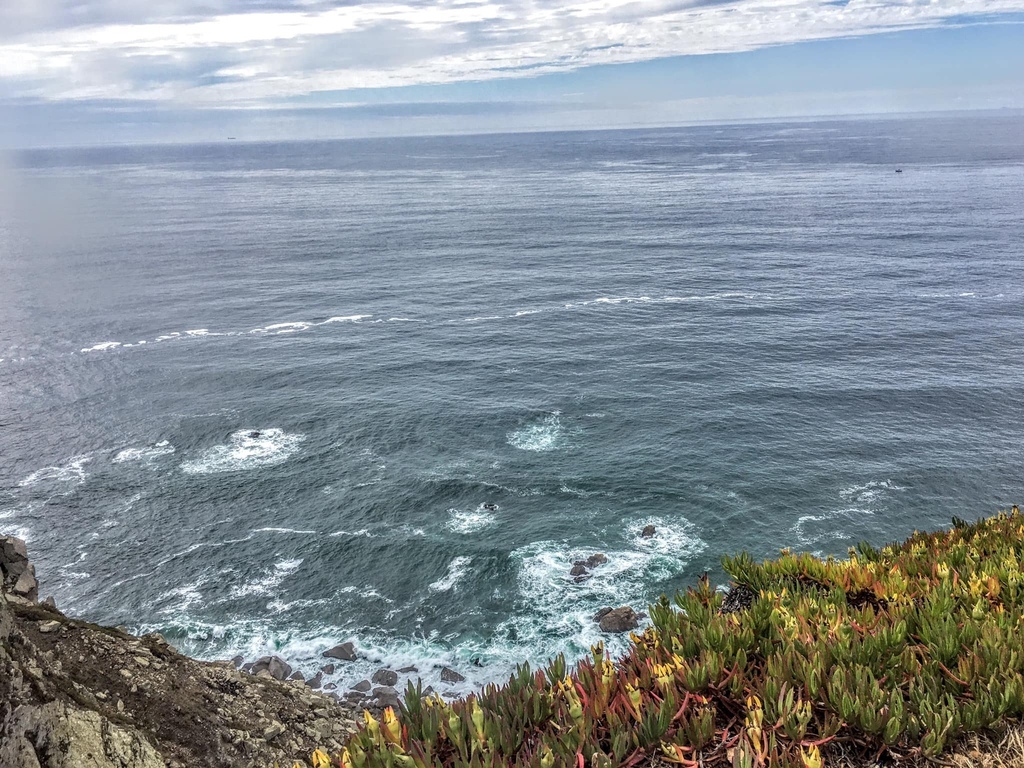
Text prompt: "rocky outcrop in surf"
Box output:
[[0, 535, 360, 768]]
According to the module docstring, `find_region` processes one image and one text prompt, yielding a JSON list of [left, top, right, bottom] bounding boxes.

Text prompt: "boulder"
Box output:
[[352, 680, 372, 693], [585, 553, 608, 568], [592, 607, 613, 622], [1, 537, 38, 602], [322, 642, 357, 661], [306, 672, 323, 690], [372, 668, 398, 687], [321, 663, 336, 675], [641, 525, 656, 538], [230, 655, 245, 669], [440, 667, 465, 684], [397, 665, 418, 674], [372, 686, 401, 709], [569, 564, 588, 577], [598, 607, 639, 633], [250, 655, 292, 681]]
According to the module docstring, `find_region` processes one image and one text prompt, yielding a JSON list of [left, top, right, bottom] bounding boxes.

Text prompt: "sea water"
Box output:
[[2, 114, 1023, 694]]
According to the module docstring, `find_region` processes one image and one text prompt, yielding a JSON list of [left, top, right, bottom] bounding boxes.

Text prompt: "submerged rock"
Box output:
[[641, 525, 656, 538]]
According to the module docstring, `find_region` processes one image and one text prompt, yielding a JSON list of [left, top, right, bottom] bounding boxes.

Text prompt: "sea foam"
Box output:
[[113, 440, 176, 464], [507, 413, 563, 452], [180, 429, 305, 474]]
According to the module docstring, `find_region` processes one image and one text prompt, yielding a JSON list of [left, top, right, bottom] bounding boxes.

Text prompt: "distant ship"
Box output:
[[895, 168, 903, 173]]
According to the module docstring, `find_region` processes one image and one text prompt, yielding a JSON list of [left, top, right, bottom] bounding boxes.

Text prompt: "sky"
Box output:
[[0, 0, 1022, 146]]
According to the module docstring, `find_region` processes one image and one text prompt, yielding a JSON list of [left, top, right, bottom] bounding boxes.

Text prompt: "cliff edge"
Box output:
[[0, 536, 360, 768]]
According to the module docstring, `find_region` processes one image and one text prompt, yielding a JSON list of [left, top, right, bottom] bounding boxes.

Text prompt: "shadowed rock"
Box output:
[[323, 642, 357, 661], [372, 668, 398, 687], [597, 606, 639, 633], [440, 666, 465, 683]]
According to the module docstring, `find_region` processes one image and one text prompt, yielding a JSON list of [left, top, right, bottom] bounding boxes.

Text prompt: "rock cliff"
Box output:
[[0, 536, 360, 768]]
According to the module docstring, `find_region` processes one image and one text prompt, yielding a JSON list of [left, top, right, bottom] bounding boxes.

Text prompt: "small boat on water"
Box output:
[[895, 168, 903, 173]]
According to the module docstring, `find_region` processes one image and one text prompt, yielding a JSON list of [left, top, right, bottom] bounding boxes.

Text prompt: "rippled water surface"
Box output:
[[2, 115, 1023, 692]]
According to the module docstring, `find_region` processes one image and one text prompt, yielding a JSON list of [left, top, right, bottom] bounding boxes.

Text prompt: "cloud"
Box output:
[[0, 0, 1022, 107]]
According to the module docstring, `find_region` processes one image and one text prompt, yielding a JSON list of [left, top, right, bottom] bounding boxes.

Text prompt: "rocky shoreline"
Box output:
[[0, 534, 654, 767]]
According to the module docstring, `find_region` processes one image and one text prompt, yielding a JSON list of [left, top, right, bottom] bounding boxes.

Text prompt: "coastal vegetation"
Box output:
[[319, 509, 1024, 767]]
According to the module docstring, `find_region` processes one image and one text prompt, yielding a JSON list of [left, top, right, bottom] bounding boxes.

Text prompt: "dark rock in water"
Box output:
[[353, 680, 372, 693], [251, 656, 292, 681], [372, 686, 401, 709], [569, 564, 588, 577], [397, 665, 418, 674], [471, 658, 483, 668], [321, 663, 336, 675], [287, 671, 304, 681], [306, 672, 323, 690], [598, 607, 639, 633], [345, 691, 367, 703], [241, 662, 253, 673], [247, 431, 262, 439], [230, 655, 245, 669], [592, 607, 613, 623], [440, 667, 465, 684], [573, 574, 590, 584], [1, 536, 38, 602], [372, 668, 398, 687], [324, 682, 338, 691], [482, 503, 498, 511], [641, 525, 656, 538], [585, 553, 608, 568], [720, 584, 756, 614], [323, 642, 357, 661]]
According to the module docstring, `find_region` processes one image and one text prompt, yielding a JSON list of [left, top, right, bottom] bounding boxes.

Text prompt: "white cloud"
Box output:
[[0, 0, 1022, 104]]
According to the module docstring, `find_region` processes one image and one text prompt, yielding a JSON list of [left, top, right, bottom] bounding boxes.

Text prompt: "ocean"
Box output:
[[2, 113, 1023, 695]]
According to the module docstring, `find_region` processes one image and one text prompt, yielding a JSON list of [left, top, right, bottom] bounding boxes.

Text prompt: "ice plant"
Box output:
[[305, 509, 1024, 767]]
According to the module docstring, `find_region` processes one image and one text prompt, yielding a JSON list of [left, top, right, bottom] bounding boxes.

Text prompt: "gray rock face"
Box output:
[[372, 668, 399, 687], [593, 607, 613, 622], [0, 701, 165, 768], [597, 606, 640, 633], [440, 666, 465, 684], [372, 686, 400, 709], [0, 537, 38, 602], [322, 642, 357, 661], [251, 655, 293, 681]]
